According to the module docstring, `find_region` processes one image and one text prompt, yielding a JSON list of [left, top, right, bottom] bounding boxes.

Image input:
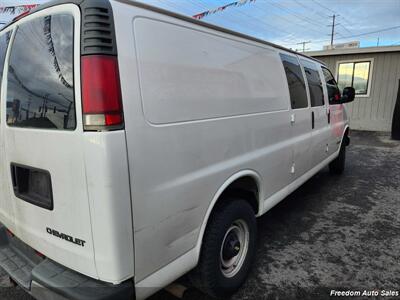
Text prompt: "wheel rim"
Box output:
[[219, 219, 249, 278]]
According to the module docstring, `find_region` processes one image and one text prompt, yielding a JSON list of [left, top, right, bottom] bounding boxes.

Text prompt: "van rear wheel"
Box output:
[[329, 139, 346, 174], [191, 199, 257, 298]]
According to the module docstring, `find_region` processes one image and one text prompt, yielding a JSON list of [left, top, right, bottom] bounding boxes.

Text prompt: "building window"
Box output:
[[337, 60, 371, 96]]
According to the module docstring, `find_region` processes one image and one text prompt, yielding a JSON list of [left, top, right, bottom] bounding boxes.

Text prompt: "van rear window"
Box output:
[[6, 14, 75, 130], [0, 32, 11, 95]]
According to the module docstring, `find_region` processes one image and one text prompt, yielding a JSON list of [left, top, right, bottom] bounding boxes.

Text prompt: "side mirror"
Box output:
[[340, 87, 355, 103]]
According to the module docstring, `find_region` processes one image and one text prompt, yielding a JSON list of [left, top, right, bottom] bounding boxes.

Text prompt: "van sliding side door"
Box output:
[[280, 53, 313, 179]]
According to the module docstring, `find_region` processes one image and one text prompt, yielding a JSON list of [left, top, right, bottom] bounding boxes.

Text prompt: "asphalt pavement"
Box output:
[[1, 131, 400, 300]]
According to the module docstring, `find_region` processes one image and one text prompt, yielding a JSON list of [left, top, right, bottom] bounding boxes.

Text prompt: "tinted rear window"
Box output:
[[0, 32, 11, 93], [280, 53, 308, 109], [300, 59, 324, 107], [6, 14, 75, 130]]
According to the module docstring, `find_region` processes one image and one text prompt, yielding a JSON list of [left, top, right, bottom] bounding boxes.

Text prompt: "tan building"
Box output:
[[307, 46, 400, 132]]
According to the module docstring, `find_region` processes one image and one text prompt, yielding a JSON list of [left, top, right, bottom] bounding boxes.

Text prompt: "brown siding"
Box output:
[[315, 52, 400, 131]]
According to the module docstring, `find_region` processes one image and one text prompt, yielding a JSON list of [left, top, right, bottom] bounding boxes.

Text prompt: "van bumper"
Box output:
[[0, 224, 134, 300]]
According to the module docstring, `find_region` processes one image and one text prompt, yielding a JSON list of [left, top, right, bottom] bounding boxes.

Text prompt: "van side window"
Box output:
[[6, 14, 75, 130], [280, 53, 308, 109], [322, 67, 341, 104], [300, 60, 324, 107]]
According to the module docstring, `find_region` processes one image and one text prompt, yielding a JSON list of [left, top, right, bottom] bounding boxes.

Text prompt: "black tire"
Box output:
[[329, 139, 346, 174], [190, 199, 257, 298]]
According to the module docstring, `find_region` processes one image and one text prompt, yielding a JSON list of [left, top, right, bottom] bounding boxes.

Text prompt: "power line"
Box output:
[[310, 0, 353, 26], [311, 25, 400, 45], [293, 0, 330, 18], [280, 25, 400, 46], [338, 23, 353, 35], [296, 41, 311, 52], [310, 0, 336, 14], [268, 1, 326, 29], [161, 0, 399, 50], [196, 0, 295, 36], [292, 0, 353, 36], [334, 25, 400, 41], [187, 0, 290, 36], [165, 0, 337, 45], [252, 1, 328, 36]]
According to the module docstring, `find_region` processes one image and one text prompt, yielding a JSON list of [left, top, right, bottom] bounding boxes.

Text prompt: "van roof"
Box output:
[[1, 0, 324, 65], [115, 0, 324, 64]]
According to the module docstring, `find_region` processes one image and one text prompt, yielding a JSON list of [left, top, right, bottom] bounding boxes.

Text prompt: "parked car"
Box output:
[[0, 0, 355, 299]]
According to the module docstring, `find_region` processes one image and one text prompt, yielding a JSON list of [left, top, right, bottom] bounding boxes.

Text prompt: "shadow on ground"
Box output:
[[150, 132, 400, 300]]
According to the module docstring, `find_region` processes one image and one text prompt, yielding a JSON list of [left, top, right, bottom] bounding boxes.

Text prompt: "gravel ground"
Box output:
[[1, 131, 400, 300]]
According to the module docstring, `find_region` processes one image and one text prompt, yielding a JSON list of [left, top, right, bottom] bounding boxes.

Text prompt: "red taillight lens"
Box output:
[[81, 55, 123, 130]]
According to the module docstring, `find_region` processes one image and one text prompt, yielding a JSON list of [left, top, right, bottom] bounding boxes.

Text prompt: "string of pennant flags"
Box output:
[[43, 15, 73, 89], [0, 4, 38, 15], [193, 0, 256, 20], [1, 1, 255, 19]]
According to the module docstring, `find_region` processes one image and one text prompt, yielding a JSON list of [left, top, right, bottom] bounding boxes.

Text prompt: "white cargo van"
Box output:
[[0, 0, 355, 299]]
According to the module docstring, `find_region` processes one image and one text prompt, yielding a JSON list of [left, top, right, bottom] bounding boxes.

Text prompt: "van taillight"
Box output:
[[81, 55, 123, 131]]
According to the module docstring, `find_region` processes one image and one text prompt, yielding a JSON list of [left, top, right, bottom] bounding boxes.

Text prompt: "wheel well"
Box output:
[[195, 175, 260, 264], [344, 127, 350, 146], [215, 176, 260, 215]]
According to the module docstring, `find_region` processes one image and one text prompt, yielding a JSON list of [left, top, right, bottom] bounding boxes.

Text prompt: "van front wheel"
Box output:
[[191, 199, 257, 298]]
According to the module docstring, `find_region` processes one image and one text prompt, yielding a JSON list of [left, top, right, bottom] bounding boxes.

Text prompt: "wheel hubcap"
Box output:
[[220, 219, 249, 278], [222, 231, 241, 260]]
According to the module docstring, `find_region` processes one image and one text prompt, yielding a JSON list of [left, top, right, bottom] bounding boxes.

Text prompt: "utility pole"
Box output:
[[296, 41, 311, 52], [329, 14, 339, 46]]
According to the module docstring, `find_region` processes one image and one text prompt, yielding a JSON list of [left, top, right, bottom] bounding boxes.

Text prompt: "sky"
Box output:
[[1, 0, 400, 51]]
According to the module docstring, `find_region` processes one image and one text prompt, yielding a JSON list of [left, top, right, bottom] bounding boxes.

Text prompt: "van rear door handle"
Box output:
[[311, 111, 315, 129], [10, 163, 53, 210]]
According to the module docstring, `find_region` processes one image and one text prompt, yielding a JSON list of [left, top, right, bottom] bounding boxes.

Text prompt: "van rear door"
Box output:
[[0, 30, 14, 230], [1, 6, 98, 278]]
